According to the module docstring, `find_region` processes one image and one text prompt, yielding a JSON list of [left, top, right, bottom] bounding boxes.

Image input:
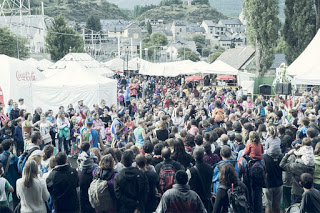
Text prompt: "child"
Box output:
[[23, 132, 31, 151], [255, 98, 266, 121], [105, 121, 112, 144], [295, 138, 315, 166], [71, 123, 80, 158], [118, 134, 127, 151], [244, 131, 264, 160], [235, 134, 245, 153], [77, 142, 98, 173], [0, 164, 14, 207]]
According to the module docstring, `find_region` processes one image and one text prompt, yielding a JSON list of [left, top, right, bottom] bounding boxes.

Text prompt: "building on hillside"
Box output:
[[200, 20, 226, 38], [0, 15, 50, 53], [145, 19, 165, 26], [120, 39, 140, 58], [218, 19, 245, 35], [171, 20, 187, 39], [123, 22, 142, 39], [165, 39, 197, 61], [185, 24, 206, 39]]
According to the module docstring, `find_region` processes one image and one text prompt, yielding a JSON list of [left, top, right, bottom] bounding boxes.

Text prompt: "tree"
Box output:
[[150, 33, 168, 46], [0, 27, 29, 59], [146, 21, 152, 35], [275, 37, 287, 54], [192, 0, 209, 5], [177, 47, 200, 61], [283, 0, 316, 64], [244, 0, 280, 75], [208, 51, 224, 63], [316, 0, 320, 30], [86, 15, 101, 32], [160, 0, 182, 6], [46, 15, 84, 61]]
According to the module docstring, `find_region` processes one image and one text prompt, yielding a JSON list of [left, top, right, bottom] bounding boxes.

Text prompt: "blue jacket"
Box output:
[[0, 151, 20, 188], [14, 125, 23, 144], [212, 160, 239, 194]]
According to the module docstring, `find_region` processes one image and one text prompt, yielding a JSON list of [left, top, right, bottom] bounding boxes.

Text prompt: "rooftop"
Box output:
[[219, 19, 243, 26], [217, 46, 255, 69]]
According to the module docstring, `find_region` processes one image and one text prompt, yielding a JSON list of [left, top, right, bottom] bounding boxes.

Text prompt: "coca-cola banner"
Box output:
[[16, 71, 36, 81]]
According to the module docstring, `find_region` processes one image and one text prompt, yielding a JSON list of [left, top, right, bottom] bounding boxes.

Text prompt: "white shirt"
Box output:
[[19, 104, 27, 110]]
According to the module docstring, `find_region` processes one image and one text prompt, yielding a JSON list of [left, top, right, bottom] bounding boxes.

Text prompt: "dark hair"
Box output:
[[43, 145, 54, 161], [193, 147, 204, 162], [31, 131, 41, 144], [194, 135, 203, 146], [154, 143, 163, 155], [228, 132, 235, 141], [203, 142, 212, 155], [19, 109, 25, 117], [172, 140, 189, 163], [214, 128, 225, 137], [215, 100, 222, 108], [113, 148, 122, 163], [210, 132, 219, 143], [185, 134, 195, 147], [267, 126, 277, 138], [219, 163, 238, 186], [81, 142, 90, 152], [290, 109, 298, 118], [277, 125, 285, 135], [235, 134, 242, 142], [300, 173, 314, 189], [301, 117, 310, 126], [1, 139, 12, 151], [24, 113, 31, 121], [302, 138, 312, 146], [143, 141, 154, 154], [307, 128, 317, 138], [135, 154, 146, 168], [190, 119, 197, 126], [220, 145, 231, 158], [175, 170, 188, 185], [161, 147, 171, 160], [103, 148, 118, 164], [55, 152, 67, 165], [121, 150, 134, 167]]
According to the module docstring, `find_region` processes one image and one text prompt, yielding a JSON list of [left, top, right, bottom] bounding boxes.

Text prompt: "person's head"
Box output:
[[221, 134, 229, 145], [12, 102, 18, 109], [300, 173, 314, 190], [130, 146, 140, 157], [203, 142, 212, 155], [23, 160, 38, 188], [307, 128, 317, 139], [42, 145, 54, 161], [232, 121, 242, 132], [15, 118, 22, 127], [301, 117, 310, 126], [135, 154, 146, 169], [220, 145, 231, 160], [185, 134, 195, 147], [91, 148, 101, 164], [234, 134, 242, 144], [219, 163, 238, 186], [158, 120, 167, 130], [289, 109, 298, 118], [267, 125, 277, 138], [249, 131, 260, 144], [99, 154, 114, 169], [8, 99, 13, 105], [215, 100, 222, 108], [302, 138, 312, 146], [154, 143, 163, 156], [175, 170, 188, 185], [277, 125, 285, 136], [49, 156, 57, 170], [31, 131, 42, 146], [143, 141, 154, 154], [55, 152, 67, 165], [1, 139, 12, 152], [193, 147, 205, 162], [78, 100, 84, 107], [161, 147, 171, 160], [121, 150, 134, 167], [103, 148, 118, 163], [190, 119, 197, 126], [194, 135, 203, 146], [314, 142, 320, 156], [81, 142, 90, 152]]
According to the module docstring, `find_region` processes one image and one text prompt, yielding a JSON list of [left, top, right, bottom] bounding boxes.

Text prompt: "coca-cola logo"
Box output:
[[16, 71, 36, 81]]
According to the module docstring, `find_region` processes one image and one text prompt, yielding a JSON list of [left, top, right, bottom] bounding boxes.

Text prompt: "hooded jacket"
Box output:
[[280, 154, 315, 196], [114, 166, 149, 213]]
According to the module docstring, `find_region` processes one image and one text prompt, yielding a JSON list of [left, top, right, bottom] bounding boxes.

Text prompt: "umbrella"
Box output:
[[113, 70, 123, 74], [185, 75, 204, 82], [216, 75, 236, 81]]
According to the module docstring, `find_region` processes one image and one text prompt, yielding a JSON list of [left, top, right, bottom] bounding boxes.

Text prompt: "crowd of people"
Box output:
[[0, 75, 320, 213]]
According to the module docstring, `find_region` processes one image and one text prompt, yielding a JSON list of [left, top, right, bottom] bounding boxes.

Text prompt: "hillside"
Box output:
[[107, 0, 162, 10], [31, 0, 130, 22], [138, 4, 228, 23]]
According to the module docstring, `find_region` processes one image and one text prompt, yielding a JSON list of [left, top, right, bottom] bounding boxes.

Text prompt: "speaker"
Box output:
[[259, 84, 271, 95], [282, 83, 292, 95], [276, 83, 283, 94]]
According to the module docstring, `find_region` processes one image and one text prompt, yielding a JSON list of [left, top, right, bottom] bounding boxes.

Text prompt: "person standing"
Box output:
[[46, 152, 80, 213], [57, 112, 70, 154], [18, 98, 27, 111], [300, 173, 320, 213], [114, 150, 149, 213], [32, 107, 42, 124], [13, 118, 24, 156], [9, 102, 19, 121]]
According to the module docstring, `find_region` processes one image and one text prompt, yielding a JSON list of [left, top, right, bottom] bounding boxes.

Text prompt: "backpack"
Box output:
[[219, 183, 249, 213], [247, 159, 266, 188], [88, 178, 114, 211], [159, 163, 176, 194], [17, 147, 39, 174], [40, 164, 49, 175]]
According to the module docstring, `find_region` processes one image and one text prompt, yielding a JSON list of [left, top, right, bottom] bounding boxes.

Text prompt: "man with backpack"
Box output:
[[46, 152, 80, 213], [0, 139, 20, 209], [187, 147, 213, 212], [114, 150, 149, 213], [156, 170, 207, 213], [155, 147, 185, 194]]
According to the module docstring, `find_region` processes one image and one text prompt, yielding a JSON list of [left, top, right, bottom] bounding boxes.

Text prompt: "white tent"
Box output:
[[128, 57, 148, 70], [287, 30, 320, 85], [28, 62, 117, 113], [0, 55, 45, 110], [103, 58, 125, 71], [43, 53, 114, 78], [201, 60, 239, 75]]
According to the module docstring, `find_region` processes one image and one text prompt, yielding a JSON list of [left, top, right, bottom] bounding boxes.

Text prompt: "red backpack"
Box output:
[[159, 163, 176, 194]]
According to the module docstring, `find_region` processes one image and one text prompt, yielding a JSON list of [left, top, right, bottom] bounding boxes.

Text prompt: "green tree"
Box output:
[[150, 33, 168, 46], [86, 15, 102, 32], [275, 37, 287, 54], [160, 0, 182, 6], [208, 51, 224, 63], [244, 0, 280, 75], [146, 21, 152, 35], [193, 35, 206, 44], [316, 0, 320, 30], [0, 27, 29, 59], [192, 0, 209, 5], [177, 47, 200, 61], [202, 48, 211, 57], [46, 15, 84, 61], [283, 0, 316, 64]]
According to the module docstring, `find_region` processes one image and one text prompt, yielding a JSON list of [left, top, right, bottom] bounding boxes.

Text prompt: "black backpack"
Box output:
[[219, 183, 249, 213], [247, 159, 266, 188], [159, 163, 176, 194]]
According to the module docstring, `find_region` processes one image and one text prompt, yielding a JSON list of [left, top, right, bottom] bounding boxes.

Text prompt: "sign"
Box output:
[[16, 71, 36, 81]]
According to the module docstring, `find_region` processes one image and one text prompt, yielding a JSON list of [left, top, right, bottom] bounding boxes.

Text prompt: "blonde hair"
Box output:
[[49, 156, 57, 169], [91, 148, 101, 164], [23, 160, 38, 188], [29, 154, 41, 165]]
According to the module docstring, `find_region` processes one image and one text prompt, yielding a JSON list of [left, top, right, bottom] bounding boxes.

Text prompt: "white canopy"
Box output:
[[201, 60, 239, 75], [287, 30, 320, 85], [0, 55, 45, 111], [128, 57, 148, 70], [28, 62, 117, 113], [43, 53, 114, 78], [103, 58, 125, 71]]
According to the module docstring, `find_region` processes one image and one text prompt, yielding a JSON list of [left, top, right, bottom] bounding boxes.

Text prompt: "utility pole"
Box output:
[[117, 35, 120, 58], [140, 41, 142, 58]]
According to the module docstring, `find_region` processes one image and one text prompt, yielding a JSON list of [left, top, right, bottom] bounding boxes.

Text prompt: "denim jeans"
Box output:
[[58, 136, 69, 155]]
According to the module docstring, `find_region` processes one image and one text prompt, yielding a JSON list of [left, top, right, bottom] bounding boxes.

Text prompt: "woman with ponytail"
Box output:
[[264, 125, 281, 157], [16, 160, 50, 213]]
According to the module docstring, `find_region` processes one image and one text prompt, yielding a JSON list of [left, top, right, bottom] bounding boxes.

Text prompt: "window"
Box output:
[[180, 28, 182, 32]]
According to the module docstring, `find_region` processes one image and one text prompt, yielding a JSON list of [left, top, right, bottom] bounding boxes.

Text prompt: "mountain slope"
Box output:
[[138, 4, 228, 23], [107, 0, 162, 10]]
